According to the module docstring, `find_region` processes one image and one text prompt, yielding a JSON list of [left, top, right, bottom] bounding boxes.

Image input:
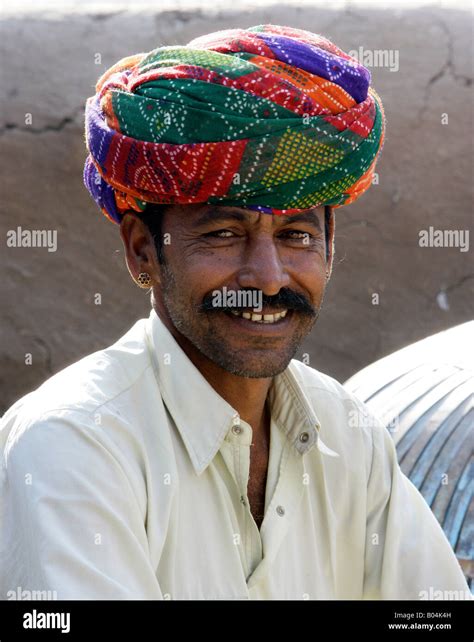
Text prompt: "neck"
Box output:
[[156, 308, 272, 440], [197, 355, 272, 438]]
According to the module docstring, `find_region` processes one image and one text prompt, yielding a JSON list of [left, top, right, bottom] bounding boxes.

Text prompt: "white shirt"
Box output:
[[0, 309, 470, 600]]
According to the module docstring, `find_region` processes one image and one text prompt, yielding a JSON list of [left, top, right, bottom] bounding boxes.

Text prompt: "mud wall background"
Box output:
[[1, 0, 472, 412]]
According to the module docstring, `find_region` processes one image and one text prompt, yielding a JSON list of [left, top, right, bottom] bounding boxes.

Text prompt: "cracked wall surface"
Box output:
[[1, 1, 473, 412]]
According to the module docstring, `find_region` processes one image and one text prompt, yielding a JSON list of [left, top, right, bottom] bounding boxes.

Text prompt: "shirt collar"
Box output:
[[144, 309, 338, 475]]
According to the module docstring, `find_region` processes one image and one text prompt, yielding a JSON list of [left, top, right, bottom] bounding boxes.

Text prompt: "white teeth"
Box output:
[[228, 309, 289, 324]]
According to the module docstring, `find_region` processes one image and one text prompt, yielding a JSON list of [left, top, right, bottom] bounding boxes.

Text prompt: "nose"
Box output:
[[236, 236, 290, 296]]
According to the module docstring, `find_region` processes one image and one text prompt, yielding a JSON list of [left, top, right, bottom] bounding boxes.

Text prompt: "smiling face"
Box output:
[[122, 204, 334, 379]]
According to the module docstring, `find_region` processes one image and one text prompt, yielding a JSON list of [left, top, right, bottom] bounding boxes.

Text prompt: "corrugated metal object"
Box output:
[[344, 322, 473, 589]]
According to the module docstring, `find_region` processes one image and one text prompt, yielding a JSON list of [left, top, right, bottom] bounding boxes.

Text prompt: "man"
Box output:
[[1, 25, 470, 600]]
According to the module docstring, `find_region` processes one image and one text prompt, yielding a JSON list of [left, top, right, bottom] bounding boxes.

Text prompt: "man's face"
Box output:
[[152, 204, 333, 378]]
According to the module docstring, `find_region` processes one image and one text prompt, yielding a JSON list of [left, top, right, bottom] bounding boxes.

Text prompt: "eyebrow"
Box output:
[[193, 207, 322, 232], [193, 208, 247, 227], [279, 210, 322, 232]]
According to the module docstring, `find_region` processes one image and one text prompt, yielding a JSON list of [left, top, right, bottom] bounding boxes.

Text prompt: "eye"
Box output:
[[205, 229, 236, 238], [280, 230, 315, 241]]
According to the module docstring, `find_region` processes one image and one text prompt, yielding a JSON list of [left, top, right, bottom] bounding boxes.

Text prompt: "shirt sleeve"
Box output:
[[0, 409, 163, 600], [362, 417, 471, 600]]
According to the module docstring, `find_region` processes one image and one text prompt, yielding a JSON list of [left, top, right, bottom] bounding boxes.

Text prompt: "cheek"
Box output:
[[171, 249, 237, 298], [283, 244, 326, 267], [285, 253, 327, 300]]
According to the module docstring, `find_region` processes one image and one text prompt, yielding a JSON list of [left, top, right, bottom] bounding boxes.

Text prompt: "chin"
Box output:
[[211, 353, 294, 379]]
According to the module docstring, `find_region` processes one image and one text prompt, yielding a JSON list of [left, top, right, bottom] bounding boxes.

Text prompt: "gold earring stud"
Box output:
[[136, 272, 152, 288]]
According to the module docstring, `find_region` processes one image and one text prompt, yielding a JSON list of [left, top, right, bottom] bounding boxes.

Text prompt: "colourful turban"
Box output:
[[83, 24, 386, 224]]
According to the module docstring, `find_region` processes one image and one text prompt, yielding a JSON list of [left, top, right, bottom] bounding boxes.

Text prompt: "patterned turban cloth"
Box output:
[[83, 24, 386, 224]]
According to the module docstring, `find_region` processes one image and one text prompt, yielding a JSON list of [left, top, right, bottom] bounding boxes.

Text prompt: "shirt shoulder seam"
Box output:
[[15, 360, 154, 423]]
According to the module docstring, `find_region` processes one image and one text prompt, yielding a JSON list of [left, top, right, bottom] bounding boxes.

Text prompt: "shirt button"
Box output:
[[232, 425, 243, 435], [276, 505, 285, 516], [299, 431, 310, 443]]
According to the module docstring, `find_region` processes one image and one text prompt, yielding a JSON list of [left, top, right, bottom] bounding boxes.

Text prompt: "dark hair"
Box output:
[[323, 205, 332, 261], [137, 204, 169, 264], [138, 204, 333, 263]]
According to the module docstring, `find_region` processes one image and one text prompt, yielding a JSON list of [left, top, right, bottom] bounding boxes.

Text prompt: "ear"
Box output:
[[119, 212, 162, 286], [325, 206, 335, 279]]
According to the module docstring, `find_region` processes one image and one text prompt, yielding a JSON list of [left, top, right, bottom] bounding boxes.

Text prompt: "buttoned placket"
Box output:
[[219, 408, 321, 590], [220, 414, 263, 580], [247, 420, 318, 592]]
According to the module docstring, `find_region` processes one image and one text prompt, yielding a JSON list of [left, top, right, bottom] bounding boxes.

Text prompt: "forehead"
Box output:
[[165, 204, 325, 230]]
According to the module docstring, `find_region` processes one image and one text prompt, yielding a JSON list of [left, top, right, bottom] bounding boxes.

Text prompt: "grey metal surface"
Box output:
[[345, 322, 474, 587]]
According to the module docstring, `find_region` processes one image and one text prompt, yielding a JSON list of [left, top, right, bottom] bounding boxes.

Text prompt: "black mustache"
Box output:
[[199, 288, 316, 315]]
